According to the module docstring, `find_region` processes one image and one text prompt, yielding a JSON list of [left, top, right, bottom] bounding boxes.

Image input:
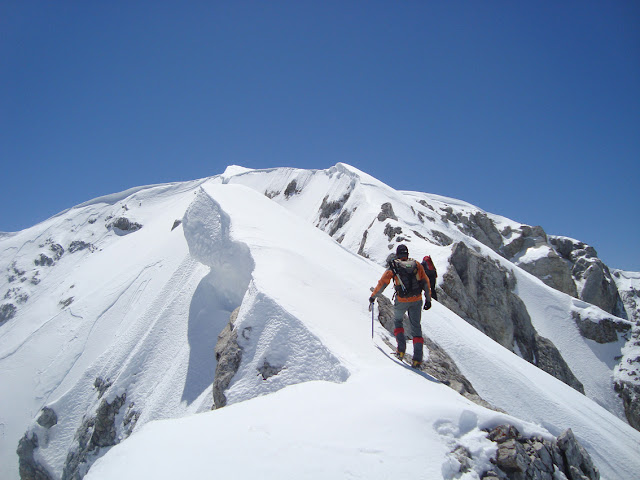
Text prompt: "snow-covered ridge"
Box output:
[[220, 165, 254, 179], [1, 164, 639, 480]]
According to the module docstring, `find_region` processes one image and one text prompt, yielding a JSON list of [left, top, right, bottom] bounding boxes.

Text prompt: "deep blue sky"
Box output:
[[1, 1, 638, 270]]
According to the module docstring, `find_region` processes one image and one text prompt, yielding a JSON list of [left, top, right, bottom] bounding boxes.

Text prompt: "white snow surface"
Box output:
[[0, 164, 638, 480]]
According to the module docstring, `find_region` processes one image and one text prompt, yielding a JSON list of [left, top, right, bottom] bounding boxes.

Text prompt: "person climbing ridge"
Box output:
[[421, 255, 438, 301], [369, 244, 431, 368]]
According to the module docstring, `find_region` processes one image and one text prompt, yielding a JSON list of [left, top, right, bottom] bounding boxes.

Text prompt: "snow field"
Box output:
[[2, 165, 639, 479]]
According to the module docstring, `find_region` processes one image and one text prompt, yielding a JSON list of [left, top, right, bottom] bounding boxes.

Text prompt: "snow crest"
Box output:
[[182, 188, 254, 312], [225, 286, 350, 405], [183, 188, 348, 407]]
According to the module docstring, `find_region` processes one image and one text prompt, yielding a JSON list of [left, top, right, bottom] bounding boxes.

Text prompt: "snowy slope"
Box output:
[[1, 164, 639, 479], [225, 163, 633, 418], [87, 180, 639, 480], [1, 180, 214, 477]]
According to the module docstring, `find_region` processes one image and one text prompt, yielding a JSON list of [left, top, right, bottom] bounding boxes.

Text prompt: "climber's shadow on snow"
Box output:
[[181, 189, 255, 405]]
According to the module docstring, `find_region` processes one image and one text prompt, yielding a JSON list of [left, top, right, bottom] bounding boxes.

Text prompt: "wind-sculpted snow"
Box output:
[[182, 188, 254, 312], [224, 285, 349, 406], [183, 187, 348, 408]]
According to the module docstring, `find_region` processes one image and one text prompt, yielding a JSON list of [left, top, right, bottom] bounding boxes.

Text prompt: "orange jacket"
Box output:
[[371, 259, 431, 303]]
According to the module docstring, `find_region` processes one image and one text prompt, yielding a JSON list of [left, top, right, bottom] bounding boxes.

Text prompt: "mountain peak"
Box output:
[[221, 165, 254, 180], [1, 165, 638, 480]]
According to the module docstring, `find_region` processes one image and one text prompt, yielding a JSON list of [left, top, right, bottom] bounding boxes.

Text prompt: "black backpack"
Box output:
[[389, 258, 423, 298]]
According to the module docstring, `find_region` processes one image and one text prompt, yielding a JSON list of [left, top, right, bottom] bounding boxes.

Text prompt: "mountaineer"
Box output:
[[369, 244, 431, 367]]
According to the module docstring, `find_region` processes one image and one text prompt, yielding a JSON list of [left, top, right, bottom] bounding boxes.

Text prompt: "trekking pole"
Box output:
[[369, 300, 374, 338]]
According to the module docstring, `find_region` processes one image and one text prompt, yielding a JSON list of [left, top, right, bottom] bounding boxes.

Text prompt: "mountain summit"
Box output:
[[1, 164, 638, 479]]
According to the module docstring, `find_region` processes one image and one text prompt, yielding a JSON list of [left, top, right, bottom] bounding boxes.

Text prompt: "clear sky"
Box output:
[[1, 1, 638, 271]]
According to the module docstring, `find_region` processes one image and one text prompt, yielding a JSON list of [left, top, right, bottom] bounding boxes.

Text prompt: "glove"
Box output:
[[423, 299, 431, 310], [369, 296, 375, 304]]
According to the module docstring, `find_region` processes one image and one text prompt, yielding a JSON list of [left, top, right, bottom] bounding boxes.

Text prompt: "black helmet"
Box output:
[[396, 244, 409, 258]]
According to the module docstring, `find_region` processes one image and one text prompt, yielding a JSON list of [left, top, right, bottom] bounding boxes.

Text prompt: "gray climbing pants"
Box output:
[[393, 298, 424, 363]]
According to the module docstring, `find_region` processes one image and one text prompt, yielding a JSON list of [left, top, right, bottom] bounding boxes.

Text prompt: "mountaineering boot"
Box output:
[[412, 360, 421, 369], [412, 336, 424, 364], [394, 327, 406, 360]]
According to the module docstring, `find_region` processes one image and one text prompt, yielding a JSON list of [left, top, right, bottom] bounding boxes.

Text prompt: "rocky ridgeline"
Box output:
[[358, 198, 638, 431], [366, 198, 629, 322], [438, 239, 640, 431], [355, 198, 629, 323], [440, 242, 584, 394], [423, 202, 628, 321], [469, 215, 627, 323], [473, 424, 600, 480], [217, 171, 634, 334]]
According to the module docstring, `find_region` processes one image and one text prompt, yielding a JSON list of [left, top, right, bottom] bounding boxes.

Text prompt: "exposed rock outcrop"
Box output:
[[614, 381, 640, 431], [614, 274, 639, 323], [62, 393, 129, 480], [439, 242, 528, 352], [1, 302, 17, 325], [213, 307, 243, 409], [68, 241, 96, 253], [499, 226, 578, 297], [495, 229, 626, 319], [476, 425, 600, 480], [440, 242, 583, 393], [550, 237, 624, 317], [106, 217, 142, 234], [257, 359, 284, 380], [383, 223, 402, 241], [319, 193, 350, 220], [392, 206, 612, 309], [17, 432, 53, 480], [580, 261, 624, 317], [357, 230, 369, 258], [501, 225, 547, 259], [49, 242, 65, 260], [468, 212, 503, 251], [377, 202, 397, 222], [34, 254, 54, 267], [317, 193, 353, 237], [17, 406, 59, 479], [440, 209, 503, 252], [429, 229, 453, 247], [518, 252, 578, 298], [534, 334, 584, 393], [284, 179, 301, 197], [572, 311, 631, 344], [18, 386, 140, 480], [36, 407, 58, 429]]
